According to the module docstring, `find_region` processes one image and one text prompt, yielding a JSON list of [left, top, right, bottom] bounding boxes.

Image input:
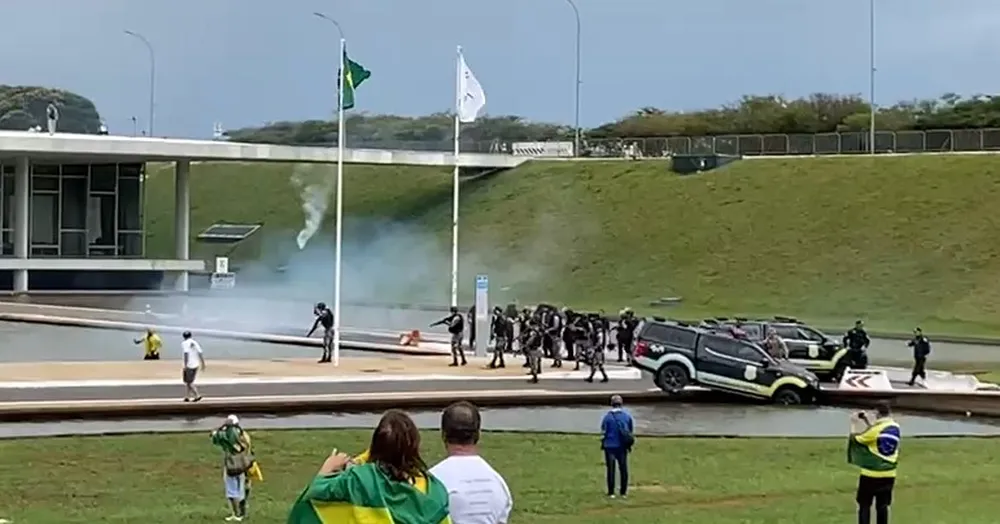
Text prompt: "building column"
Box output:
[[174, 160, 191, 292], [12, 157, 30, 293]]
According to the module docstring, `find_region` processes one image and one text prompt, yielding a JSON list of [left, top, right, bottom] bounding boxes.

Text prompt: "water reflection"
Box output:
[[2, 403, 999, 439]]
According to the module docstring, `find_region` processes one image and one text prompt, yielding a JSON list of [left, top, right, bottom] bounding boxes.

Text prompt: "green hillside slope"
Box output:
[[145, 156, 1000, 336]]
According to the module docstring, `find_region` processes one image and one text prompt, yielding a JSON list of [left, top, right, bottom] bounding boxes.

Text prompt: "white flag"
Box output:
[[457, 53, 486, 123]]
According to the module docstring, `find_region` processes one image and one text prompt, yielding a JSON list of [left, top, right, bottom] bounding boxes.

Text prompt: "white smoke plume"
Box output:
[[292, 165, 335, 250]]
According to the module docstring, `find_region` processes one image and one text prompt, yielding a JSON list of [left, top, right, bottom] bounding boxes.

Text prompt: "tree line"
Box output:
[[0, 85, 104, 134], [228, 92, 1000, 146]]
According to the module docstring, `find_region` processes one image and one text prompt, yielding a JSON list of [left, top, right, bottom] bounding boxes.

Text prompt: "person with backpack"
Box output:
[[600, 394, 635, 499]]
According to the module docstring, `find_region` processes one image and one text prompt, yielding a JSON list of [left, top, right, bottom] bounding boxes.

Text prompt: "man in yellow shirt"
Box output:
[[848, 402, 899, 524], [134, 328, 163, 360]]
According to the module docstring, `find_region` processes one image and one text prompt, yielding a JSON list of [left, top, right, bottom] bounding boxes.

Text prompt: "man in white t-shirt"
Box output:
[[430, 401, 512, 524], [181, 331, 205, 402]]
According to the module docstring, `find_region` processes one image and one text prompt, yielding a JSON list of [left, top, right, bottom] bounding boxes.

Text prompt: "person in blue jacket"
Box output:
[[600, 394, 635, 498]]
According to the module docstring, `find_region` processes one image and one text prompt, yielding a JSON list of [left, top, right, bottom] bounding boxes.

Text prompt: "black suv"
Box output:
[[630, 318, 820, 405], [702, 317, 850, 381]]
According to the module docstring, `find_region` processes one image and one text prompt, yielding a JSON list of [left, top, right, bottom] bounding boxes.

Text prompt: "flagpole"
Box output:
[[450, 45, 461, 308], [333, 37, 346, 367]]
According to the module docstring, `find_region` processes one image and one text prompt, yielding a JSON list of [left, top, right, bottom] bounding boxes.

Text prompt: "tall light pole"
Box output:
[[313, 12, 345, 40], [124, 30, 156, 137], [563, 0, 581, 156], [868, 0, 876, 155]]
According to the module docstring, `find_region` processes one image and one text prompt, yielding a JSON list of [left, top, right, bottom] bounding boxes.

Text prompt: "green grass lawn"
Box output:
[[142, 155, 1000, 338], [2, 430, 1000, 523]]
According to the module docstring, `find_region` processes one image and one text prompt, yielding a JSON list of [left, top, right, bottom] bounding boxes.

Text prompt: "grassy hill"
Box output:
[[144, 156, 1000, 336]]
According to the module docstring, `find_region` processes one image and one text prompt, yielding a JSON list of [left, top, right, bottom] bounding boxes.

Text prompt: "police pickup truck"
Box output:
[[630, 318, 820, 405], [703, 317, 850, 381]]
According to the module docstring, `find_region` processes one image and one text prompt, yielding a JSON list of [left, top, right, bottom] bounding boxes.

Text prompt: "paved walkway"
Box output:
[[0, 356, 541, 382]]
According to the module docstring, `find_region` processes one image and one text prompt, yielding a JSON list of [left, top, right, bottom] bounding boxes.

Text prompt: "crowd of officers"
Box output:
[[431, 304, 640, 384]]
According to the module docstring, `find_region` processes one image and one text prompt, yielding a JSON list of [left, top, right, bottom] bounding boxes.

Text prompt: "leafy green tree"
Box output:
[[0, 85, 103, 133]]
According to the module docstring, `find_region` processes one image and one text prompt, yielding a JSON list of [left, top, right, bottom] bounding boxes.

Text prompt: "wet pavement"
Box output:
[[1, 403, 998, 439], [0, 322, 372, 362]]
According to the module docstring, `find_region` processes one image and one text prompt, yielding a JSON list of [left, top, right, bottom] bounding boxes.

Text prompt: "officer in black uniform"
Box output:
[[466, 305, 477, 352], [544, 307, 564, 368], [523, 319, 544, 383], [307, 302, 335, 363], [843, 320, 871, 370], [488, 306, 512, 369], [569, 313, 590, 371], [585, 314, 609, 383], [596, 310, 611, 353], [562, 309, 579, 362], [431, 306, 467, 367], [517, 308, 533, 367], [614, 308, 638, 362], [907, 327, 931, 387]]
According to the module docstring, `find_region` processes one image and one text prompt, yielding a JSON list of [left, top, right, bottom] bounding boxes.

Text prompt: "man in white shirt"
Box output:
[[181, 331, 205, 402], [430, 401, 512, 524]]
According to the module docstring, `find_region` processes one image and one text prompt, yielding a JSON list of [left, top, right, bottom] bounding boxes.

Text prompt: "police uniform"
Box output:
[[432, 308, 467, 367], [843, 323, 871, 369], [907, 330, 931, 386], [545, 310, 564, 368], [523, 323, 544, 383], [848, 412, 900, 524], [586, 316, 609, 383], [489, 309, 510, 368], [615, 311, 637, 362], [562, 311, 579, 361], [308, 303, 335, 363]]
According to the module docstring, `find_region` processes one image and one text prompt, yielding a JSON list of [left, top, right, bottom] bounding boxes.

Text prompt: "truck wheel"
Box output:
[[655, 363, 690, 394], [773, 386, 803, 405]]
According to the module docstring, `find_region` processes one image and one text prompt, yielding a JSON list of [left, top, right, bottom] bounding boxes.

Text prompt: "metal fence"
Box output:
[[582, 128, 1000, 158], [274, 128, 1000, 158]]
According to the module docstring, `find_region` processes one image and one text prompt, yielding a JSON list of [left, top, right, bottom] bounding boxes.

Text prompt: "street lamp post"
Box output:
[[563, 0, 582, 156], [124, 30, 156, 137], [313, 12, 345, 40], [868, 0, 876, 155]]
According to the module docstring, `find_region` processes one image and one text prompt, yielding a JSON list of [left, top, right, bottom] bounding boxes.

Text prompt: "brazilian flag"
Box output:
[[339, 49, 371, 110]]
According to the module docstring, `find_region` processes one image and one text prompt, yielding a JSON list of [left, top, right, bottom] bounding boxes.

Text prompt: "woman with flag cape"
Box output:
[[287, 410, 452, 524]]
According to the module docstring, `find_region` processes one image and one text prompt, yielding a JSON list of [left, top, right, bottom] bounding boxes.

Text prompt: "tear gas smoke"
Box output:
[[291, 165, 334, 250]]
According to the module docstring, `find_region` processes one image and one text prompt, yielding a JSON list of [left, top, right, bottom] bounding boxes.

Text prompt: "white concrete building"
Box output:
[[0, 131, 525, 293]]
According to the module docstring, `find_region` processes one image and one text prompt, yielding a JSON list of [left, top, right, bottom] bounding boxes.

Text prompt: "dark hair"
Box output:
[[875, 401, 891, 417], [441, 401, 481, 446], [368, 410, 427, 482]]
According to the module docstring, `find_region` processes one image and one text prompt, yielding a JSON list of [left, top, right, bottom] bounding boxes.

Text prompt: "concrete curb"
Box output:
[[823, 388, 1000, 417], [0, 389, 678, 422], [0, 313, 450, 357]]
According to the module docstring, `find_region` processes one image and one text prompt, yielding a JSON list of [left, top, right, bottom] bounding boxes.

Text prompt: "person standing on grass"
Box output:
[[181, 331, 205, 402], [601, 394, 635, 499], [849, 402, 900, 524], [212, 415, 261, 522], [431, 401, 513, 524]]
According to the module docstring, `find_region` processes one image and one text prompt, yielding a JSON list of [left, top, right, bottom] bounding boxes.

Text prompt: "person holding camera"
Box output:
[[848, 402, 900, 524]]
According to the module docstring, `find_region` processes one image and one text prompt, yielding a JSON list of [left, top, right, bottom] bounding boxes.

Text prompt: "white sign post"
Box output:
[[210, 256, 235, 290], [475, 274, 489, 357]]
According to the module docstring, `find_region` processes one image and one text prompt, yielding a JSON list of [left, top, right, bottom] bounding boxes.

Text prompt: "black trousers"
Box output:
[[909, 357, 926, 384], [856, 475, 894, 524]]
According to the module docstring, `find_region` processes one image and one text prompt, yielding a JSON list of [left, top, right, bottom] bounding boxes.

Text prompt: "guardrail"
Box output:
[[267, 128, 1000, 158], [583, 128, 1000, 158]]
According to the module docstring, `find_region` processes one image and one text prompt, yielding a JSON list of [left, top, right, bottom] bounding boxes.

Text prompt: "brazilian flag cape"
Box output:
[[287, 451, 452, 524]]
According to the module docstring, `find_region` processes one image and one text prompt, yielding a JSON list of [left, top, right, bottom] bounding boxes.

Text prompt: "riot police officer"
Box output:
[[570, 313, 591, 371], [544, 307, 565, 368], [517, 307, 532, 367], [431, 307, 467, 367], [614, 308, 638, 362], [843, 320, 871, 370], [488, 307, 512, 369], [907, 327, 931, 386], [585, 314, 609, 383], [562, 309, 579, 362], [523, 320, 544, 383]]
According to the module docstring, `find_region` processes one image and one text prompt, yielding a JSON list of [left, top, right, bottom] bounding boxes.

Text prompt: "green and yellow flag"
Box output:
[[339, 49, 371, 110], [287, 453, 451, 524]]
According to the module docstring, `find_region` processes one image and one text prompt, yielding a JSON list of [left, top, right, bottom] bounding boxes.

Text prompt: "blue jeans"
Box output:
[[604, 447, 629, 496]]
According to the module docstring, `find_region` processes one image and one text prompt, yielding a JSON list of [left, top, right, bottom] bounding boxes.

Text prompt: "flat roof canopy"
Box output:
[[0, 131, 525, 168]]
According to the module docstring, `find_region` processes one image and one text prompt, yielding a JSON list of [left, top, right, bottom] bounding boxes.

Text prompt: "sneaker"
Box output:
[[225, 515, 240, 521], [193, 396, 203, 402], [608, 494, 616, 499]]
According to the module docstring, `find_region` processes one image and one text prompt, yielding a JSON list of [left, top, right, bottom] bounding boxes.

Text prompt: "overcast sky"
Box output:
[[2, 0, 998, 137]]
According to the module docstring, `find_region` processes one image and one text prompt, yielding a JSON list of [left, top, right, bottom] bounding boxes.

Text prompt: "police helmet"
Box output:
[[315, 302, 326, 310]]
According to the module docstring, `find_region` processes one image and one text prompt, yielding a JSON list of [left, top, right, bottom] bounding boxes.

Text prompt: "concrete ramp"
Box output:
[[838, 369, 893, 391], [873, 366, 985, 393]]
